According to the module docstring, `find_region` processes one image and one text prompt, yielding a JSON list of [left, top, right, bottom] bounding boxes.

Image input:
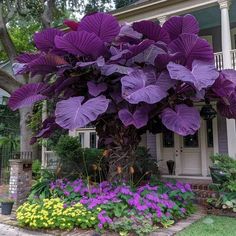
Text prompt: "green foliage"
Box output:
[[17, 198, 100, 230], [0, 135, 20, 151], [134, 146, 160, 181], [115, 0, 137, 9], [32, 159, 41, 180], [28, 169, 57, 201], [210, 154, 236, 192]]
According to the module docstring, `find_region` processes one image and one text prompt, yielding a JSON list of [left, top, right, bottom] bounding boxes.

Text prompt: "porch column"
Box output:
[[218, 0, 236, 158]]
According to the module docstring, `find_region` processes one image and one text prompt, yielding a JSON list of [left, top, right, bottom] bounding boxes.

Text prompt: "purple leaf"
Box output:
[[217, 93, 236, 119], [8, 83, 47, 111], [76, 56, 105, 67], [119, 23, 143, 39], [28, 54, 68, 76], [118, 107, 148, 128], [87, 81, 107, 97], [121, 69, 168, 104], [101, 64, 134, 76], [12, 63, 29, 75], [132, 20, 170, 43], [130, 44, 166, 66], [34, 28, 64, 52], [211, 73, 236, 98], [169, 33, 214, 68], [160, 104, 200, 136], [78, 13, 120, 43], [16, 53, 41, 63], [163, 14, 199, 40], [55, 95, 110, 130], [64, 19, 79, 30], [55, 31, 106, 58], [221, 69, 236, 84], [167, 60, 219, 90], [30, 117, 59, 144]]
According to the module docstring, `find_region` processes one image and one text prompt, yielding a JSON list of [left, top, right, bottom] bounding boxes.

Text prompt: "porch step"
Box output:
[[191, 183, 217, 205]]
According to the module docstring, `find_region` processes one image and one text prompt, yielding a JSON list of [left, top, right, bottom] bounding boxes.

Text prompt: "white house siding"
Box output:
[[146, 132, 157, 158], [217, 115, 229, 154]]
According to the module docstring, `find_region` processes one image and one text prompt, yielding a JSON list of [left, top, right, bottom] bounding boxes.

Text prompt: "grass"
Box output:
[[177, 215, 236, 236]]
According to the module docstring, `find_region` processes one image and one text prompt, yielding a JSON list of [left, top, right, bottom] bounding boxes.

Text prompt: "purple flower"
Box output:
[[63, 191, 70, 196]]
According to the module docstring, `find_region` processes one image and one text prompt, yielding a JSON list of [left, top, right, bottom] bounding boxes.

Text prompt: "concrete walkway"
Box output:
[[0, 223, 53, 236]]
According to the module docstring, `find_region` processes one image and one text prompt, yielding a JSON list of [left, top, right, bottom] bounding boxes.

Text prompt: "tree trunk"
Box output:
[[19, 107, 38, 159], [96, 119, 141, 181]]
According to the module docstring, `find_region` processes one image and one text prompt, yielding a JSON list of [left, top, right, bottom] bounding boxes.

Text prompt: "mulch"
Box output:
[[206, 206, 236, 218]]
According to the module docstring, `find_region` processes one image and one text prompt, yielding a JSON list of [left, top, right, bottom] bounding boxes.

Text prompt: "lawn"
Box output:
[[177, 215, 236, 236]]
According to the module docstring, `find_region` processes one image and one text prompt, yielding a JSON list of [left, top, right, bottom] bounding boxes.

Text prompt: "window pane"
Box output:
[[207, 120, 213, 148], [78, 133, 84, 148], [90, 132, 97, 148], [183, 132, 199, 148], [163, 131, 174, 147]]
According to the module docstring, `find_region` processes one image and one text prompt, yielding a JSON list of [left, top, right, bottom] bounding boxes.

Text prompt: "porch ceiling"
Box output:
[[190, 1, 236, 30]]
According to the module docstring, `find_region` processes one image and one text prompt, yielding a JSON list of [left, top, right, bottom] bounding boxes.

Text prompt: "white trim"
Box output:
[[113, 0, 218, 23], [200, 119, 208, 177], [162, 175, 212, 180]]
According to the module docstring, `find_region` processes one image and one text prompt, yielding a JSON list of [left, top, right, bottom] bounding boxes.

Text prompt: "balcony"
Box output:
[[214, 49, 236, 70]]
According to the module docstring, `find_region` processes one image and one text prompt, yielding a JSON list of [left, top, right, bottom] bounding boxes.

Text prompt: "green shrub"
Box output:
[[17, 198, 100, 230], [32, 160, 41, 180]]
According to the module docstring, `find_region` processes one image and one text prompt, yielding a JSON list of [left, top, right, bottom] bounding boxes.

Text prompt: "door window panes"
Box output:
[[183, 132, 199, 148], [163, 131, 174, 147], [207, 120, 213, 148], [90, 132, 97, 148]]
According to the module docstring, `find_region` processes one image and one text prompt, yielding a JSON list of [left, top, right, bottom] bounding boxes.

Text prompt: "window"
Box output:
[[78, 133, 85, 147], [207, 120, 214, 148], [162, 130, 174, 148], [90, 132, 97, 148], [183, 132, 199, 148]]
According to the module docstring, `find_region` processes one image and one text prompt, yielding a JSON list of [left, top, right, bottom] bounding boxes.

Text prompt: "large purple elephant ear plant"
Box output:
[[9, 13, 236, 179]]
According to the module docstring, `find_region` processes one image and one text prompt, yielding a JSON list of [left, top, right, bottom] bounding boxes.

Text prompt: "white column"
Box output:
[[218, 0, 236, 159], [219, 0, 232, 68]]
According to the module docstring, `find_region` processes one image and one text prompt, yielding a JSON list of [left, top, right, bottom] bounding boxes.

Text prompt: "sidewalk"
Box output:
[[0, 223, 53, 236]]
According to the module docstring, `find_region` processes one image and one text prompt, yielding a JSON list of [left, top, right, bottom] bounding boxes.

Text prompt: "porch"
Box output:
[[214, 49, 236, 69]]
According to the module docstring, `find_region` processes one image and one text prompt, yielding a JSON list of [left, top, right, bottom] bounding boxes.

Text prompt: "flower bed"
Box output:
[[17, 179, 195, 235]]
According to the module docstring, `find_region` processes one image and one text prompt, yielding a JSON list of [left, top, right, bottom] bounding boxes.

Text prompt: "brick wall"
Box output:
[[9, 159, 32, 206]]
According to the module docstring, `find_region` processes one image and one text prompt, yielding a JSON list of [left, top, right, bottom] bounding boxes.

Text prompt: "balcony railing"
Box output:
[[214, 49, 236, 70]]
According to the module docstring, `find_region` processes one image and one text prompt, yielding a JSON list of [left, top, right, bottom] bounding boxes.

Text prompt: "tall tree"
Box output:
[[9, 13, 236, 179]]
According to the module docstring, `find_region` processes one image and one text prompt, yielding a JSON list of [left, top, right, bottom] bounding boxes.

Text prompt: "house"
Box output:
[[73, 0, 236, 180], [0, 61, 11, 104]]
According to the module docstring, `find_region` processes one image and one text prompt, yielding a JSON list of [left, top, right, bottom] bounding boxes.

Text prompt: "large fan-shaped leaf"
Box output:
[[169, 33, 213, 68], [34, 28, 64, 52], [217, 93, 236, 119], [167, 60, 219, 90], [221, 69, 236, 84], [8, 83, 47, 111], [118, 107, 148, 128], [163, 15, 199, 40], [101, 64, 134, 76], [160, 104, 200, 136], [211, 73, 236, 98], [121, 69, 168, 104], [55, 95, 110, 130], [28, 54, 68, 76], [119, 23, 143, 39], [55, 31, 106, 58], [16, 53, 41, 63], [64, 19, 79, 31], [133, 20, 170, 43], [87, 81, 107, 97], [78, 13, 120, 43]]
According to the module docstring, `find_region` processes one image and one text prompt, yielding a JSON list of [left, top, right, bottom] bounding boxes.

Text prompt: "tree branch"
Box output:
[[41, 0, 55, 28], [0, 68, 22, 93], [0, 2, 17, 64]]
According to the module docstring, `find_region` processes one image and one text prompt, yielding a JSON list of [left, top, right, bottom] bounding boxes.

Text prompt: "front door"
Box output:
[[159, 117, 216, 176], [180, 132, 201, 175]]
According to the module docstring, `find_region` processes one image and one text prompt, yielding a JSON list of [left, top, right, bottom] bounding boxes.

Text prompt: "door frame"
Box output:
[[156, 104, 219, 177]]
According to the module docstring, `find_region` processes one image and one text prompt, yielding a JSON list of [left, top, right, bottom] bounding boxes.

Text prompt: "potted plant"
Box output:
[[209, 154, 231, 184], [0, 196, 15, 215]]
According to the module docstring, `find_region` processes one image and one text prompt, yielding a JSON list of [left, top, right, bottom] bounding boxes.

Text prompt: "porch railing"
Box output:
[[214, 49, 236, 70]]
